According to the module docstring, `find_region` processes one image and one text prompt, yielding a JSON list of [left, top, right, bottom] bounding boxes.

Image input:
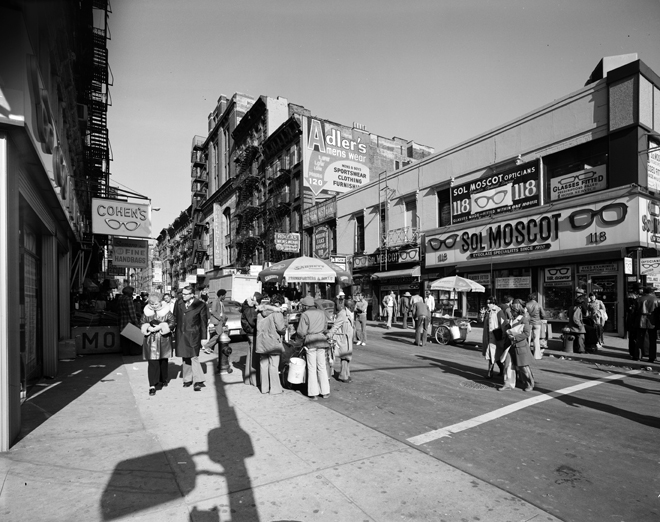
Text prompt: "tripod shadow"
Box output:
[[100, 358, 258, 521]]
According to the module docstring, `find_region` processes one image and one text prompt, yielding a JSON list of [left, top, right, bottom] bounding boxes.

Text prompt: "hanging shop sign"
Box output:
[[301, 117, 370, 197], [549, 164, 607, 201], [426, 195, 647, 268], [642, 257, 660, 285], [648, 139, 660, 191], [544, 266, 573, 285], [353, 248, 419, 269], [274, 232, 300, 253], [331, 255, 347, 271], [314, 225, 330, 259], [450, 159, 540, 224], [92, 198, 152, 238], [213, 203, 223, 266], [303, 197, 337, 228], [106, 263, 126, 277], [152, 267, 163, 284], [111, 238, 148, 268], [496, 276, 531, 289]]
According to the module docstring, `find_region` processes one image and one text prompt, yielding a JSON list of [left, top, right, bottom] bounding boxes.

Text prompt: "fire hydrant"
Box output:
[[218, 328, 233, 374]]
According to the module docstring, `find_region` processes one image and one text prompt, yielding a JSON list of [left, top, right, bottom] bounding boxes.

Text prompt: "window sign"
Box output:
[[496, 276, 531, 289], [550, 164, 607, 201], [545, 266, 572, 285], [648, 139, 660, 191]]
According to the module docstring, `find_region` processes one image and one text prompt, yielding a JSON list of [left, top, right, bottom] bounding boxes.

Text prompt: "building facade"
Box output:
[[337, 55, 660, 333], [0, 0, 112, 449]]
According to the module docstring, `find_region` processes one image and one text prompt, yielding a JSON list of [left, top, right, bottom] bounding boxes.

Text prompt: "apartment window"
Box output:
[[405, 198, 417, 229], [355, 214, 365, 253], [293, 175, 300, 199], [213, 138, 220, 188], [437, 188, 451, 227], [223, 128, 230, 181], [395, 160, 400, 170]]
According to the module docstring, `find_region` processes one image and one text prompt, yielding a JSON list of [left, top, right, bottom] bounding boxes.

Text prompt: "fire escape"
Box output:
[[84, 0, 112, 200], [190, 137, 209, 269], [233, 145, 262, 270]]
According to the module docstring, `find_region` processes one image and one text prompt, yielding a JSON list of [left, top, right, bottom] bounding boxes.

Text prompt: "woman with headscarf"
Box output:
[[327, 298, 355, 383], [481, 296, 506, 379], [140, 293, 176, 396], [501, 299, 534, 392]]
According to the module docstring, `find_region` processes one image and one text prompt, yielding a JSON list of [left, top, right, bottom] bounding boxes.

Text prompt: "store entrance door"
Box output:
[[578, 273, 618, 332]]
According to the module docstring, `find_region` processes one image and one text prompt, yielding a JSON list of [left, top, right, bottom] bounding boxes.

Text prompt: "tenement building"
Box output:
[[336, 55, 660, 335]]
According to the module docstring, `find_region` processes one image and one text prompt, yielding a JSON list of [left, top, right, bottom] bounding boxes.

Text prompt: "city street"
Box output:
[[1, 321, 658, 521], [324, 322, 660, 522]]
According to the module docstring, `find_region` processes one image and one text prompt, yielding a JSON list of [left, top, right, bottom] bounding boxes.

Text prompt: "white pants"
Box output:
[[306, 348, 330, 397]]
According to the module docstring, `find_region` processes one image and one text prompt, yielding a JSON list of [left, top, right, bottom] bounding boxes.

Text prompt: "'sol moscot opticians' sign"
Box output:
[[451, 160, 540, 224], [92, 198, 152, 238]]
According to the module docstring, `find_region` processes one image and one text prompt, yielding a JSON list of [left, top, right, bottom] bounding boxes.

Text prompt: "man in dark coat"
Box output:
[[118, 285, 140, 355], [174, 286, 209, 391], [634, 286, 658, 362], [400, 292, 412, 329]]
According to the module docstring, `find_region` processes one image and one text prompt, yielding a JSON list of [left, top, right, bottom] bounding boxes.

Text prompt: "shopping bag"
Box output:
[[120, 323, 144, 345]]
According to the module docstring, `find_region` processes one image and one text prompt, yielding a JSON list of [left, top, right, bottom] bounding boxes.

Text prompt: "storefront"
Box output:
[[353, 247, 421, 320], [426, 189, 655, 335]]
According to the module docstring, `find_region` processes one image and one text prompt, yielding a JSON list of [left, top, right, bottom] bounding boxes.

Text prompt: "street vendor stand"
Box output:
[[429, 275, 485, 345]]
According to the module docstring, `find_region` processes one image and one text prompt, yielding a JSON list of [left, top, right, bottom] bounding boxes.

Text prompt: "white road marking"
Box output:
[[407, 369, 641, 445], [27, 381, 62, 401], [69, 370, 82, 376]]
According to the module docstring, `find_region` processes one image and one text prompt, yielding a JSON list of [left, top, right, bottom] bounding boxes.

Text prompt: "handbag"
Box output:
[[493, 328, 503, 341]]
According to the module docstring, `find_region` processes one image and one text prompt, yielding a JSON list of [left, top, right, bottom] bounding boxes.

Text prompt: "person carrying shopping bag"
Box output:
[[255, 293, 286, 395]]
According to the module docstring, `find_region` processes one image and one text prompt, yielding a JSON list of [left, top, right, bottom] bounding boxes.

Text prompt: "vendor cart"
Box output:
[[431, 313, 473, 345]]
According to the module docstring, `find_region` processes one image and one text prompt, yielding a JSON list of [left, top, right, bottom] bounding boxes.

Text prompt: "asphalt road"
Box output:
[[303, 322, 660, 522]]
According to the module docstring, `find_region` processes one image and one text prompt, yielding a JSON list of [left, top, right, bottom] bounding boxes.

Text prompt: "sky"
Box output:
[[106, 0, 660, 235]]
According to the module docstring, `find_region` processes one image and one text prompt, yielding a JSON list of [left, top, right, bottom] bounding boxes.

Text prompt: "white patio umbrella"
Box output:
[[429, 275, 486, 293]]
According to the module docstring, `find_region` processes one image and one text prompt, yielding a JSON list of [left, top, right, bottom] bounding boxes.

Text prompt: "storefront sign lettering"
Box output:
[[451, 159, 540, 223], [457, 214, 560, 254], [353, 248, 419, 268]]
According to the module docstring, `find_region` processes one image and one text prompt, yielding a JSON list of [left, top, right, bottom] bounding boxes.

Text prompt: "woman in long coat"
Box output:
[[327, 299, 355, 383], [140, 294, 176, 396], [481, 296, 506, 379], [255, 294, 286, 395], [501, 300, 534, 392]]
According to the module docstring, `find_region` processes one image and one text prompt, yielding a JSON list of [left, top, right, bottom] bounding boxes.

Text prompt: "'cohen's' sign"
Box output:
[[92, 198, 152, 238]]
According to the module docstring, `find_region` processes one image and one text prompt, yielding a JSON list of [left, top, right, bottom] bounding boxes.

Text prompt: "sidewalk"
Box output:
[[0, 340, 563, 521]]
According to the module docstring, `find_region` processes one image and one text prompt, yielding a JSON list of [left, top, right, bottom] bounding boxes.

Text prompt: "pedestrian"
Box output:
[[173, 285, 209, 391], [255, 293, 286, 395], [501, 295, 514, 322], [353, 293, 368, 346], [400, 292, 412, 329], [162, 293, 174, 314], [140, 293, 175, 396], [482, 295, 506, 379], [382, 290, 397, 329], [567, 298, 586, 353], [525, 292, 546, 359], [297, 296, 330, 400], [501, 299, 534, 392], [586, 292, 607, 347], [241, 292, 262, 386], [327, 298, 355, 383], [424, 290, 436, 314], [204, 290, 233, 374], [411, 297, 431, 346], [118, 285, 141, 355], [625, 284, 642, 358], [634, 286, 657, 362]]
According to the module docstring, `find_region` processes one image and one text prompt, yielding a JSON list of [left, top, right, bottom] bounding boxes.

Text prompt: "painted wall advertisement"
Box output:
[[301, 117, 370, 197], [550, 164, 607, 201], [92, 198, 152, 239], [426, 195, 646, 268], [451, 159, 540, 224]]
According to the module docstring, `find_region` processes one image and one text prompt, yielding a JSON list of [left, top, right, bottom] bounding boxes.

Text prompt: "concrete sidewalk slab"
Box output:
[[0, 344, 563, 521]]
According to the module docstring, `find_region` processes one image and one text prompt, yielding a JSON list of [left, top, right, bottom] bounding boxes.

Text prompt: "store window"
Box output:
[[494, 268, 532, 304], [405, 198, 417, 229], [437, 188, 451, 227], [545, 138, 608, 202]]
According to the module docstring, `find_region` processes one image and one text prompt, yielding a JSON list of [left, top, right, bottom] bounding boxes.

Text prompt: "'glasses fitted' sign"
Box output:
[[451, 159, 540, 224], [92, 198, 152, 238], [550, 165, 607, 201]]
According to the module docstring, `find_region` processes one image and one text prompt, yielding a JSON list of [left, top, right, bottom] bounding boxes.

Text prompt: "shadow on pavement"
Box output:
[[18, 354, 126, 442], [101, 350, 259, 521]]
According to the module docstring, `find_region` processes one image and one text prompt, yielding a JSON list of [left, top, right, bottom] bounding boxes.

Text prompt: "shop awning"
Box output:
[[371, 266, 420, 280]]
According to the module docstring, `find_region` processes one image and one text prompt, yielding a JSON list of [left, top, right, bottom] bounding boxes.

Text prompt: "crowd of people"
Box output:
[[118, 284, 368, 400]]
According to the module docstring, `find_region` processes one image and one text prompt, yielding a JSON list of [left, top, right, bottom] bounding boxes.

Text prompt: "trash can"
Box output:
[[562, 328, 574, 353]]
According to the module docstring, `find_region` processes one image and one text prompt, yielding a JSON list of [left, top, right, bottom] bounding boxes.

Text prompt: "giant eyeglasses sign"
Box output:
[[92, 198, 152, 238], [451, 159, 540, 224]]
